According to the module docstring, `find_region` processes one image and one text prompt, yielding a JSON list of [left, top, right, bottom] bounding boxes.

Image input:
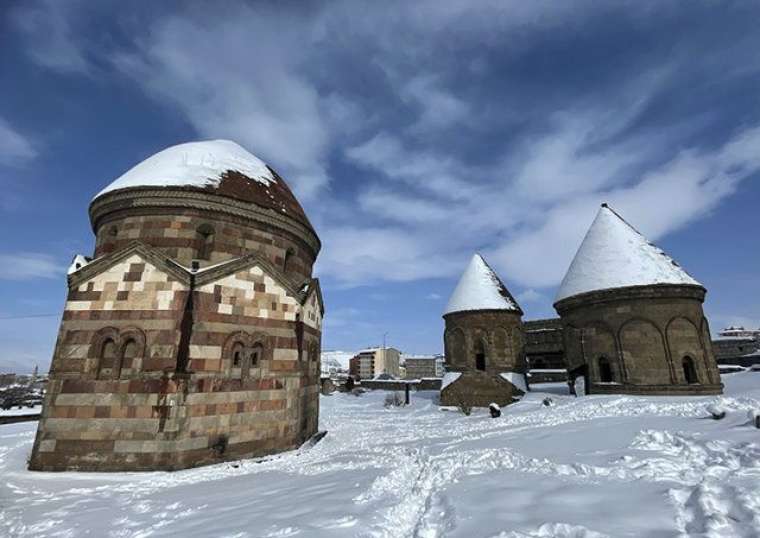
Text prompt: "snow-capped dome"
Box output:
[[93, 140, 312, 227], [444, 254, 521, 315], [555, 204, 701, 303]]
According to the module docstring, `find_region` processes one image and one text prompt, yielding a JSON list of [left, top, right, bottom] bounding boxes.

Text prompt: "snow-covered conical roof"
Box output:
[[554, 204, 701, 303], [444, 254, 521, 315], [93, 140, 312, 228]]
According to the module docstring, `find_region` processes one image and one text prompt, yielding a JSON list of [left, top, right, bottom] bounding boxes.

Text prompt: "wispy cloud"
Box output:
[[0, 117, 36, 166], [10, 0, 90, 74], [0, 253, 62, 281], [9, 0, 760, 294]]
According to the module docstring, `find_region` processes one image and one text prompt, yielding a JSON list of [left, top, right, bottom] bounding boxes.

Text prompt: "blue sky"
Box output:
[[1, 1, 760, 372]]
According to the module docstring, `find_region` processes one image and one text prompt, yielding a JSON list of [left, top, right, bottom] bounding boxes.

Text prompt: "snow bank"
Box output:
[[555, 204, 701, 302], [440, 372, 461, 391], [500, 372, 527, 393], [445, 254, 519, 315], [95, 140, 275, 199]]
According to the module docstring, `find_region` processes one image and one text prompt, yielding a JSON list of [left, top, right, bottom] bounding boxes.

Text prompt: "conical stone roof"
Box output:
[[555, 204, 701, 303], [444, 254, 522, 316]]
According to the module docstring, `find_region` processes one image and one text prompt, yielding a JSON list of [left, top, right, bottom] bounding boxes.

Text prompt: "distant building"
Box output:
[[523, 318, 565, 370], [350, 348, 401, 379], [711, 327, 760, 367], [404, 355, 444, 379], [719, 326, 760, 338], [0, 373, 16, 387]]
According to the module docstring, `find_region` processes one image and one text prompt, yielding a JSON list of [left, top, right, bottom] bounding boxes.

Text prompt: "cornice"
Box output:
[[553, 283, 707, 315]]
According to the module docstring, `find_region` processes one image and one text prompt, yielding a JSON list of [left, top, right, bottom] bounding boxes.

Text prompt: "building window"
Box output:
[[682, 356, 699, 384], [598, 356, 613, 383], [196, 224, 215, 261], [251, 343, 263, 367], [284, 248, 295, 273], [475, 339, 486, 371], [120, 339, 139, 379], [98, 338, 117, 379], [231, 342, 245, 367]]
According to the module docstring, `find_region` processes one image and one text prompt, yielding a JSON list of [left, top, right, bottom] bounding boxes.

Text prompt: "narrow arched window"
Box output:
[[598, 356, 613, 383], [475, 339, 486, 371], [251, 343, 263, 367], [682, 356, 698, 384], [283, 248, 295, 273], [231, 342, 245, 368], [120, 339, 139, 379], [196, 224, 215, 261], [98, 338, 117, 379]]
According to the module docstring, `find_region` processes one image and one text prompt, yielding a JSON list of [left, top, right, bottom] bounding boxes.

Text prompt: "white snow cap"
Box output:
[[67, 254, 91, 275], [555, 204, 701, 303], [95, 140, 275, 199], [444, 254, 520, 315]]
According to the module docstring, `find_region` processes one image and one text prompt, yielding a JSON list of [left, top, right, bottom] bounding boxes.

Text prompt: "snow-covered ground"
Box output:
[[1, 374, 759, 537], [0, 405, 41, 417]]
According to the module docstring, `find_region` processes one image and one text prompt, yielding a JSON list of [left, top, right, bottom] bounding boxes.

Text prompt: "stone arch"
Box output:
[[118, 327, 146, 379], [619, 318, 671, 385], [222, 331, 268, 377], [493, 328, 510, 365], [682, 355, 699, 384], [91, 327, 120, 379], [666, 317, 707, 385], [446, 327, 466, 366], [700, 317, 720, 384], [284, 247, 295, 274], [581, 321, 621, 384], [597, 356, 613, 382]]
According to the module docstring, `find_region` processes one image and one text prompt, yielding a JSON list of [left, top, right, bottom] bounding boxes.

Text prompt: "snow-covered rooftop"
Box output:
[[95, 140, 275, 199], [555, 204, 701, 303], [444, 254, 520, 315]]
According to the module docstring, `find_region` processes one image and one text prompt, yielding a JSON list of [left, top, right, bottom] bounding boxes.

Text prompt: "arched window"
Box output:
[[475, 339, 486, 371], [120, 339, 139, 379], [231, 342, 245, 368], [251, 343, 263, 367], [98, 338, 117, 379], [283, 248, 295, 273], [682, 356, 698, 384], [598, 356, 613, 383], [196, 224, 215, 261]]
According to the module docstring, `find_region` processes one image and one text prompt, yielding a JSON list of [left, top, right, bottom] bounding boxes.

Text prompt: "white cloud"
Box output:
[[9, 0, 760, 294], [426, 293, 442, 300], [0, 118, 36, 166], [11, 0, 89, 74], [0, 253, 62, 281], [110, 6, 331, 201], [493, 125, 760, 289]]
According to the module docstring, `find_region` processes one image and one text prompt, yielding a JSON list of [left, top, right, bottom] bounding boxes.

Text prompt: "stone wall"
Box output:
[[441, 310, 526, 407], [555, 284, 722, 395], [30, 245, 322, 472], [711, 337, 760, 365], [93, 208, 316, 284]]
